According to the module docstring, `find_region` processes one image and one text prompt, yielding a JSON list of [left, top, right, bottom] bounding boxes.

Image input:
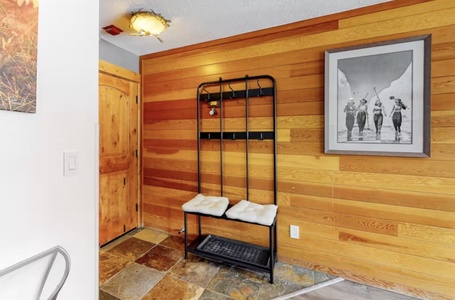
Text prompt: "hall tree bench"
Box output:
[[182, 75, 278, 283]]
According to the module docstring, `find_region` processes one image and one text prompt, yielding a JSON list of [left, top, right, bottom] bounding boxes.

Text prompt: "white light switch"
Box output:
[[68, 156, 76, 170], [64, 151, 78, 176]]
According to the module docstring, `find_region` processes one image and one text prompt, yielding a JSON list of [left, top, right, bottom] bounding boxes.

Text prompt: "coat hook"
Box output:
[[257, 80, 263, 96], [202, 86, 210, 101], [228, 83, 235, 99], [209, 107, 217, 116]]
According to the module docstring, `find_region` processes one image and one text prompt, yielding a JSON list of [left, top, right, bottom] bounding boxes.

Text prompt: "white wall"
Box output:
[[0, 0, 99, 299], [99, 39, 139, 73]]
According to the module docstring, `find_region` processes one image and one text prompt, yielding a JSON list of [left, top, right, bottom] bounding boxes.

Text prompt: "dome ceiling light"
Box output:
[[130, 10, 171, 43]]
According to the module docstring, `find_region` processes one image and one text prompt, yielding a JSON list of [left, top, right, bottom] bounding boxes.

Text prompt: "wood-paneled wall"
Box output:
[[141, 1, 455, 298]]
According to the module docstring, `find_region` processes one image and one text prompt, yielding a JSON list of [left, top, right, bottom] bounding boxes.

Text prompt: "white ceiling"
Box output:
[[100, 0, 391, 57]]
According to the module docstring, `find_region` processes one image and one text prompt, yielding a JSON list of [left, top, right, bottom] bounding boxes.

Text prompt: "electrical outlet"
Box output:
[[290, 225, 299, 239]]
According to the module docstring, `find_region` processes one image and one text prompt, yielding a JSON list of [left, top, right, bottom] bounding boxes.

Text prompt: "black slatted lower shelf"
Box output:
[[188, 235, 271, 270]]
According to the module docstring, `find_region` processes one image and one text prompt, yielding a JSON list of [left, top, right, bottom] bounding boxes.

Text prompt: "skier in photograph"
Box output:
[[373, 98, 387, 138], [344, 97, 356, 141], [389, 96, 407, 139], [356, 98, 368, 139], [372, 87, 387, 139]]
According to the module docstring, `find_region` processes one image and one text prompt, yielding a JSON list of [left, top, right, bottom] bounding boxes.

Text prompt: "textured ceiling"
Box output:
[[99, 0, 391, 56]]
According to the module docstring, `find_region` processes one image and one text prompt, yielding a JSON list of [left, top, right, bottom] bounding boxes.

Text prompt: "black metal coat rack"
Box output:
[[183, 75, 278, 283]]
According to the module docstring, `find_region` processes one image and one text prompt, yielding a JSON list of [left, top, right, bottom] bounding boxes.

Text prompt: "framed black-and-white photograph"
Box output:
[[324, 35, 431, 157]]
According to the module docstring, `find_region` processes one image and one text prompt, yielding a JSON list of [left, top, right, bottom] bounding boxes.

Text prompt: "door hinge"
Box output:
[[124, 177, 126, 185], [136, 149, 138, 158], [136, 95, 138, 104], [136, 203, 138, 212]]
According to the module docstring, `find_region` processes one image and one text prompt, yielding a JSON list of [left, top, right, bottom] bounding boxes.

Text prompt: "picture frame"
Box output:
[[324, 35, 431, 157]]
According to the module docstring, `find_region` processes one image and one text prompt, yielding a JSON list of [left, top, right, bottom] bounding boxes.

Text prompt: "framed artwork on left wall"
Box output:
[[0, 0, 39, 113], [324, 35, 431, 157]]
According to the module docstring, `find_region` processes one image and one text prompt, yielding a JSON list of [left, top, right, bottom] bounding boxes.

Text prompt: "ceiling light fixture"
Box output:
[[130, 10, 171, 43]]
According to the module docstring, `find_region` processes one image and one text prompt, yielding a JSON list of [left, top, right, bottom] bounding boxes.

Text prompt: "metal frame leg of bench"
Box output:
[[184, 212, 188, 259], [269, 224, 274, 283]]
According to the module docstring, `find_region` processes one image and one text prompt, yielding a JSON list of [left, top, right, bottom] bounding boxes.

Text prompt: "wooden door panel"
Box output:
[[99, 155, 129, 174], [99, 86, 129, 156], [99, 68, 139, 246], [99, 171, 128, 244]]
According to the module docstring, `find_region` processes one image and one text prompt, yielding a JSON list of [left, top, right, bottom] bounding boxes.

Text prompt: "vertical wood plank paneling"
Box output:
[[141, 1, 455, 298]]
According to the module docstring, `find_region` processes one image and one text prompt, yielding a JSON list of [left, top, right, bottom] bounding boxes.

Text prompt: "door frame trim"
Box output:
[[99, 60, 140, 83]]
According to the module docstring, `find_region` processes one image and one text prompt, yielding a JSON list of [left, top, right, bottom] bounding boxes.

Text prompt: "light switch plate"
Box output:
[[64, 151, 78, 176]]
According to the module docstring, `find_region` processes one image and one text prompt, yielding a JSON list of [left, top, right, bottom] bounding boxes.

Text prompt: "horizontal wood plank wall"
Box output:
[[141, 1, 455, 298]]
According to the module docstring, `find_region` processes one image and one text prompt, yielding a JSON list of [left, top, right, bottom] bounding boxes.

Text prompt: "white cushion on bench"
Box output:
[[225, 200, 277, 226], [182, 194, 229, 217]]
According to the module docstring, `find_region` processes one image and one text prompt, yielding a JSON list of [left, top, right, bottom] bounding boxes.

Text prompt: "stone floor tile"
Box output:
[[230, 266, 269, 283], [206, 265, 262, 300], [107, 237, 155, 261], [159, 234, 186, 251], [274, 262, 314, 286], [142, 274, 204, 300], [99, 252, 131, 284], [314, 270, 337, 284], [99, 290, 120, 300], [134, 228, 169, 244], [257, 280, 305, 300], [198, 289, 235, 300], [169, 254, 220, 288], [135, 244, 183, 272], [100, 263, 163, 300]]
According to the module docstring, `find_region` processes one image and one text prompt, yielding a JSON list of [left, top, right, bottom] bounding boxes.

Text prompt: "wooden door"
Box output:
[[99, 66, 139, 246]]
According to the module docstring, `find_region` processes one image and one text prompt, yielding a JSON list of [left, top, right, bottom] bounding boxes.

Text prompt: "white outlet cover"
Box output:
[[290, 225, 299, 239]]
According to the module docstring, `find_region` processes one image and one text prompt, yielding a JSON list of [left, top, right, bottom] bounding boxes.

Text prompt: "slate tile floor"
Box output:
[[99, 228, 334, 300], [99, 228, 418, 300]]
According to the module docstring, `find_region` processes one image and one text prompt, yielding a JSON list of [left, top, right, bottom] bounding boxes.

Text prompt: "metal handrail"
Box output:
[[0, 245, 71, 300]]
